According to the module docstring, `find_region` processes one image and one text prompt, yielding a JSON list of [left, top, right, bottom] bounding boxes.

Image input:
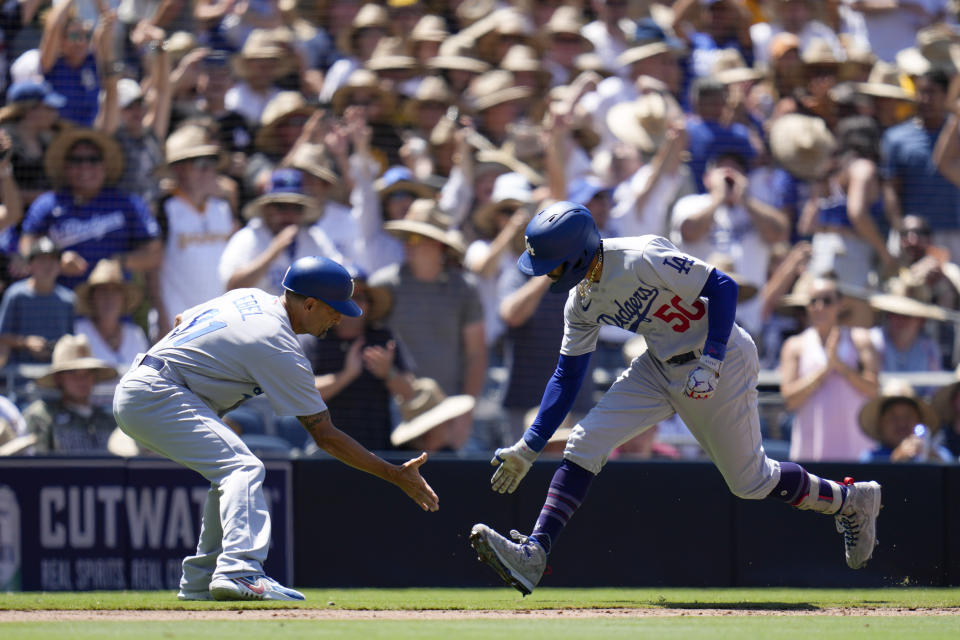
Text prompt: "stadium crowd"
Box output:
[[0, 0, 960, 465]]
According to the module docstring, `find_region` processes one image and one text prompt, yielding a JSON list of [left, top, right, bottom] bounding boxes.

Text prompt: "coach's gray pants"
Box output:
[[113, 365, 270, 590]]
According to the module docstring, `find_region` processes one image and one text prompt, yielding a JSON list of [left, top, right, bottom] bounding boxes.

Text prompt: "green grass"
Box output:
[[1, 618, 958, 640], [3, 587, 960, 610], [2, 588, 959, 639]]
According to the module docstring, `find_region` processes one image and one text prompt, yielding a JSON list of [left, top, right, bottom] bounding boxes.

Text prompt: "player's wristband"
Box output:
[[702, 339, 727, 362], [523, 430, 548, 453]]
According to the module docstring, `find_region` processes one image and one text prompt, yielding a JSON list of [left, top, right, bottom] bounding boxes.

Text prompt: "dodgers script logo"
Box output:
[[597, 284, 659, 332]]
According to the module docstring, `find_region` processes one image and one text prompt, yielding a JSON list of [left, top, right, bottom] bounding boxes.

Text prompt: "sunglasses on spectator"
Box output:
[[270, 203, 305, 213], [66, 31, 90, 42], [809, 293, 838, 306], [190, 157, 218, 170], [66, 154, 103, 166]]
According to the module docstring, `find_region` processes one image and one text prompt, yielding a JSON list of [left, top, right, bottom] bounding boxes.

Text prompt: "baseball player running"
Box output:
[[469, 202, 881, 595], [114, 256, 438, 601]]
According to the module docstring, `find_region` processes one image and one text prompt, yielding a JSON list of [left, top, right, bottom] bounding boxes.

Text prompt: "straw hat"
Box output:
[[711, 49, 767, 85], [254, 91, 315, 154], [241, 168, 323, 222], [427, 37, 491, 74], [284, 143, 339, 186], [335, 3, 390, 57], [466, 70, 532, 112], [868, 293, 950, 321], [410, 14, 449, 45], [365, 36, 418, 74], [164, 31, 198, 65], [374, 165, 438, 200], [573, 52, 614, 78], [44, 127, 124, 188], [768, 114, 836, 181], [474, 147, 543, 186], [616, 42, 674, 68], [75, 258, 144, 317], [331, 68, 397, 115], [916, 23, 960, 74], [853, 61, 915, 101], [165, 123, 221, 165], [500, 44, 551, 85], [471, 172, 533, 238], [800, 38, 843, 67], [932, 364, 960, 423], [390, 378, 475, 446], [36, 334, 118, 388], [607, 91, 672, 154], [403, 76, 455, 123], [858, 379, 938, 442], [0, 81, 66, 123], [232, 29, 293, 79], [768, 32, 800, 62], [540, 5, 590, 49], [383, 197, 466, 254]]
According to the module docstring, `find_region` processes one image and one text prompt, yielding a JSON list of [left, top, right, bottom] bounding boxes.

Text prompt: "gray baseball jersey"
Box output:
[[149, 288, 326, 417], [561, 235, 713, 360]]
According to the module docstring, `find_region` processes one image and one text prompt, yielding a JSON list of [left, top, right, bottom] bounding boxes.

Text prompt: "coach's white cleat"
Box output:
[[209, 575, 305, 601], [177, 589, 213, 601], [835, 479, 882, 569], [470, 523, 546, 596]]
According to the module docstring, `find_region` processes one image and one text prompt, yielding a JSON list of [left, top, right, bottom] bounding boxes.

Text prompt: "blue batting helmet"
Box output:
[[517, 201, 601, 293], [282, 256, 363, 317]]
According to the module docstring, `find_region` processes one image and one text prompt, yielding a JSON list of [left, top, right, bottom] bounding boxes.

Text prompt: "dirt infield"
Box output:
[[1, 607, 958, 621]]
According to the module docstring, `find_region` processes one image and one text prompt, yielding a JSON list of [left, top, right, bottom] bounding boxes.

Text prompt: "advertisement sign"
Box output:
[[0, 458, 292, 591]]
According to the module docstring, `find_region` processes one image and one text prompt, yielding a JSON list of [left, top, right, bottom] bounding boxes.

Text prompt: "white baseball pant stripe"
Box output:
[[564, 325, 780, 499]]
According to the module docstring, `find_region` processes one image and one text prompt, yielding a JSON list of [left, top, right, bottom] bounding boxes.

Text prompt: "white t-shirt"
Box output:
[[611, 164, 690, 239], [75, 317, 150, 407], [314, 200, 360, 268], [150, 288, 327, 416], [218, 218, 343, 294], [840, 0, 947, 62], [561, 236, 713, 361], [464, 240, 516, 346], [225, 83, 281, 128], [160, 195, 235, 328]]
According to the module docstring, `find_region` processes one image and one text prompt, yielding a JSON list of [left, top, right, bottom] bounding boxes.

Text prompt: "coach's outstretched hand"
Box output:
[[491, 439, 539, 494], [395, 453, 439, 512]]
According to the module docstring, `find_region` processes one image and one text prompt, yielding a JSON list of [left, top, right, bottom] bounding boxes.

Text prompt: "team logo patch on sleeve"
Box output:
[[663, 256, 693, 274]]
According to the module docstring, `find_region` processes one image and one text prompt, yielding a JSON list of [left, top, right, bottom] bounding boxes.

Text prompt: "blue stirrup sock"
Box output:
[[767, 461, 847, 515], [529, 459, 595, 554]]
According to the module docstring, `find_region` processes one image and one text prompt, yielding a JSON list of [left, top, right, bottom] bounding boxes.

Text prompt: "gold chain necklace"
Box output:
[[577, 244, 603, 299]]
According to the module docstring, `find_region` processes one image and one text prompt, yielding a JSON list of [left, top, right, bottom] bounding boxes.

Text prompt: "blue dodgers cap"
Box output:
[[6, 81, 67, 109], [567, 177, 612, 206], [282, 256, 363, 317], [266, 168, 308, 195]]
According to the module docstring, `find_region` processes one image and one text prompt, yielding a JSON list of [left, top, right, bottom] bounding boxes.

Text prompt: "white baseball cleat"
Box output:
[[835, 480, 882, 569], [209, 575, 305, 601], [177, 589, 213, 601], [470, 523, 546, 596]]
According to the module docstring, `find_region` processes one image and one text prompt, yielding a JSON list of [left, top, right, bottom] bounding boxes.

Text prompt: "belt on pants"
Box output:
[[665, 351, 697, 365], [141, 354, 166, 372]]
